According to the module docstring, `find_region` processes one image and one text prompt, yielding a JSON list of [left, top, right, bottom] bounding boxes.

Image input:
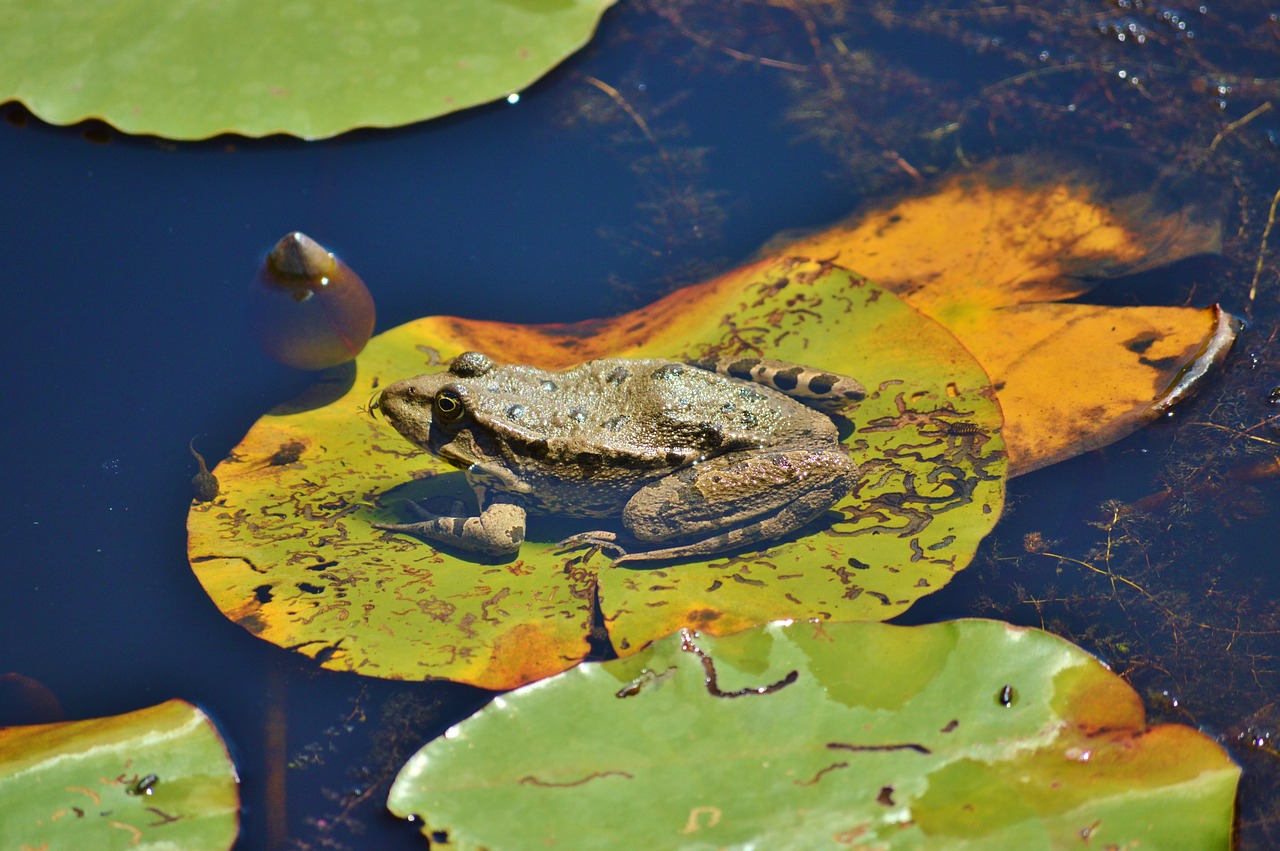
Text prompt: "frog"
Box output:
[[373, 351, 864, 565]]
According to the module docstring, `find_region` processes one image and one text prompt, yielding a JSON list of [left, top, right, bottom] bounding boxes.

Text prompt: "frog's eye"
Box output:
[[434, 389, 466, 422]]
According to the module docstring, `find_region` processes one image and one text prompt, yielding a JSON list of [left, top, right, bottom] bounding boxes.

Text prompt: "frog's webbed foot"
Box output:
[[556, 530, 631, 563]]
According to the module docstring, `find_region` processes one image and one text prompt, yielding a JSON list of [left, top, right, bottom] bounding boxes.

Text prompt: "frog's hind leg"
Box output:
[[687, 356, 866, 413], [375, 498, 527, 557], [611, 447, 857, 565]]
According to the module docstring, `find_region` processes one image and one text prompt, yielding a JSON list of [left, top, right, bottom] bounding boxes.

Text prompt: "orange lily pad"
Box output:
[[773, 154, 1238, 475], [187, 257, 1005, 688]]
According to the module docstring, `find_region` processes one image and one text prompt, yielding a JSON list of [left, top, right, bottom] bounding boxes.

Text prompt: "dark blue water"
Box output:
[[3, 3, 1278, 847]]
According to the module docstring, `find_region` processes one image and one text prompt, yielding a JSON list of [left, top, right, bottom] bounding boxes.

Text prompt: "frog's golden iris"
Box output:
[[433, 390, 465, 422]]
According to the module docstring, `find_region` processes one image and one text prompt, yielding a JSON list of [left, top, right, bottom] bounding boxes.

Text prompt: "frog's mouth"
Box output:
[[437, 441, 477, 470], [437, 440, 473, 468]]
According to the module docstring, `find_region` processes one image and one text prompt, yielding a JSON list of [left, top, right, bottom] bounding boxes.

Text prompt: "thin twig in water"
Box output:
[[1249, 184, 1280, 308], [1209, 100, 1273, 152], [581, 75, 661, 147], [1188, 421, 1280, 447], [579, 73, 687, 255], [651, 4, 810, 72], [774, 0, 924, 182], [1034, 508, 1280, 638]]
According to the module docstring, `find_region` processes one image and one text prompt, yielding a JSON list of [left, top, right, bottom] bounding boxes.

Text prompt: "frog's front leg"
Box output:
[[375, 487, 527, 557], [562, 447, 857, 565]]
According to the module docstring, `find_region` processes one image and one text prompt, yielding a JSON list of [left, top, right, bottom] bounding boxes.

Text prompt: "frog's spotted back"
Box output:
[[687, 356, 866, 413]]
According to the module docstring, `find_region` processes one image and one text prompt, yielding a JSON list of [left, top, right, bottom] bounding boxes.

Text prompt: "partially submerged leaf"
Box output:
[[0, 699, 239, 849], [188, 258, 1005, 688], [774, 154, 1237, 475], [387, 619, 1240, 850], [0, 0, 617, 139], [0, 672, 64, 726]]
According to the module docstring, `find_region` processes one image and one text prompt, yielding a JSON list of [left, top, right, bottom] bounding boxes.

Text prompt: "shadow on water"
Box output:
[[268, 361, 359, 416]]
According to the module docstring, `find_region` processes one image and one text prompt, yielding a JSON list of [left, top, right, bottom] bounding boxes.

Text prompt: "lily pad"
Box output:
[[0, 0, 617, 139], [772, 154, 1238, 475], [0, 699, 240, 849], [188, 257, 1005, 688], [387, 619, 1240, 849]]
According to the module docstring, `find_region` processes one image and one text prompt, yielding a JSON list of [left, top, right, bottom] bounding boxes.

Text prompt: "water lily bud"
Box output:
[[248, 232, 375, 370]]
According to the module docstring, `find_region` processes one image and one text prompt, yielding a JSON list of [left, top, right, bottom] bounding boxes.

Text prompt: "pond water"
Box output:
[[2, 2, 1279, 848]]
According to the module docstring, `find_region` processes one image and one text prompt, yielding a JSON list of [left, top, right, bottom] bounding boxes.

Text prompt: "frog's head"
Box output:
[[377, 352, 504, 470]]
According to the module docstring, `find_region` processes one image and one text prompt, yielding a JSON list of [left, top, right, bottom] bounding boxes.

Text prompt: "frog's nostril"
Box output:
[[376, 382, 419, 418]]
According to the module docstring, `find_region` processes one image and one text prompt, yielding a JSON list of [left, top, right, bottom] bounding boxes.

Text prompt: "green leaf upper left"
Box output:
[[0, 0, 617, 139]]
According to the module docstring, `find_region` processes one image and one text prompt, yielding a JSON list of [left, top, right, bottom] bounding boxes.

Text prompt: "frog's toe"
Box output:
[[408, 498, 473, 520], [374, 500, 449, 532], [557, 530, 618, 547], [404, 501, 435, 520], [373, 520, 434, 534], [556, 530, 629, 561]]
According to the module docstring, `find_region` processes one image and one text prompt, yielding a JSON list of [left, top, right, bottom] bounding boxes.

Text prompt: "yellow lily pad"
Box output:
[[188, 257, 1005, 688], [773, 155, 1238, 475]]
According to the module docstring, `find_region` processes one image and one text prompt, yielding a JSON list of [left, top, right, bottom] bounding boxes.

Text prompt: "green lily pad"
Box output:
[[0, 699, 240, 849], [187, 257, 1006, 688], [387, 619, 1240, 849], [0, 0, 617, 140]]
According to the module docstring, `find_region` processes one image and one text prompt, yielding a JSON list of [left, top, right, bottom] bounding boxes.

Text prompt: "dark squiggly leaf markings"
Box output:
[[827, 741, 932, 755], [794, 762, 849, 786], [518, 771, 634, 787], [680, 630, 798, 698]]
